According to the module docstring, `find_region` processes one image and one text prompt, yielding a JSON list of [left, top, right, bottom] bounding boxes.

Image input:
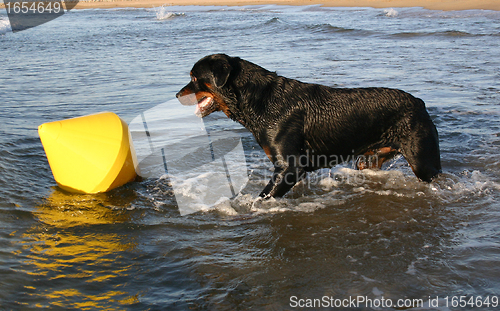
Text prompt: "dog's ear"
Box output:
[[211, 57, 232, 88]]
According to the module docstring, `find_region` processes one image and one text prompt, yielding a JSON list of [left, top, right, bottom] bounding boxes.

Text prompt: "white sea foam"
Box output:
[[0, 18, 12, 35], [213, 197, 239, 216], [384, 8, 399, 17], [248, 168, 497, 216], [432, 170, 500, 203], [154, 5, 182, 21], [146, 153, 500, 216]]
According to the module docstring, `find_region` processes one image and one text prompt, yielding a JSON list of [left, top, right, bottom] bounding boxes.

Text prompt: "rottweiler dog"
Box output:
[[177, 54, 441, 198]]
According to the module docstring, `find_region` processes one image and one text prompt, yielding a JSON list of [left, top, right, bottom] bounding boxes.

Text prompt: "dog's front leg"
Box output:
[[259, 164, 305, 198]]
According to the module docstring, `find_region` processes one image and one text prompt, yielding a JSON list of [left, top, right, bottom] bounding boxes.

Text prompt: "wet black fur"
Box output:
[[177, 54, 442, 198]]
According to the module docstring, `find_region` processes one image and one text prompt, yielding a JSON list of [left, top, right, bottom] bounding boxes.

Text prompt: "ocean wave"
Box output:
[[263, 17, 283, 25], [263, 19, 376, 37], [306, 23, 376, 36], [391, 30, 493, 38], [153, 5, 184, 21], [383, 8, 399, 17], [0, 17, 12, 35]]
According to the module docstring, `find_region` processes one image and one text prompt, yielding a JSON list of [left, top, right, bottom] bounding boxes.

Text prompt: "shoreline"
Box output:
[[1, 0, 499, 11]]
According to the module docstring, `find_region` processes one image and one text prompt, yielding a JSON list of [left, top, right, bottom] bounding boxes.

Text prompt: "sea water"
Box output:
[[1, 5, 500, 310]]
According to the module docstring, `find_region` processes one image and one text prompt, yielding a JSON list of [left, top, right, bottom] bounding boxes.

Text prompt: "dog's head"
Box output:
[[176, 54, 233, 118]]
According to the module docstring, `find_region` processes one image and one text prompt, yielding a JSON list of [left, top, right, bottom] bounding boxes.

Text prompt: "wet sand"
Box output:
[[2, 0, 500, 11], [71, 0, 500, 11]]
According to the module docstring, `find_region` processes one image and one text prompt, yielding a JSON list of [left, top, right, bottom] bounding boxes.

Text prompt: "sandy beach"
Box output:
[[1, 0, 500, 11], [70, 0, 500, 11]]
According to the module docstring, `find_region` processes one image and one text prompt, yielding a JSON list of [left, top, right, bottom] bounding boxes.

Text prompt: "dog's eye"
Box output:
[[191, 76, 197, 82]]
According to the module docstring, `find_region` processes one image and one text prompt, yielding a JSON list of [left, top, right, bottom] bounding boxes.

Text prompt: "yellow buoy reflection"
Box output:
[[20, 189, 139, 309], [35, 188, 134, 227]]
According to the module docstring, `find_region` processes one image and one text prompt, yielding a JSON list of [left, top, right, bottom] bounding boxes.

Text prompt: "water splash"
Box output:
[[0, 17, 12, 35], [154, 5, 181, 21], [187, 167, 500, 216], [384, 8, 399, 17], [140, 145, 500, 217]]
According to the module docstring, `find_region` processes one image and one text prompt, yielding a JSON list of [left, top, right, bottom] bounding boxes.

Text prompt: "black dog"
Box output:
[[177, 54, 441, 198]]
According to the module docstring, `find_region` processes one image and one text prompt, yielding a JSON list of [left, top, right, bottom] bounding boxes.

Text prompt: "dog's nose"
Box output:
[[176, 90, 186, 99]]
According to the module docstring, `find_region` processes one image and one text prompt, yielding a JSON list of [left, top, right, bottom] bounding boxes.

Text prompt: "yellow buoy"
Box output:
[[38, 112, 138, 194]]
